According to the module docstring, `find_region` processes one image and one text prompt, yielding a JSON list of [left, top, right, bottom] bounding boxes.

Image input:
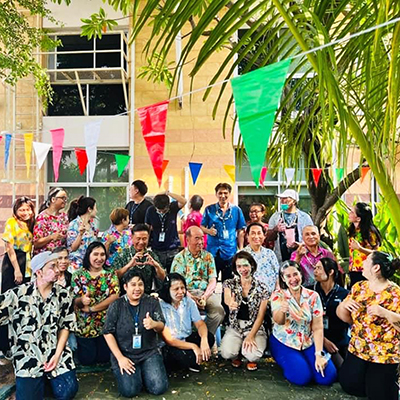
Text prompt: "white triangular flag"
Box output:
[[33, 141, 51, 170], [84, 120, 102, 183], [285, 168, 295, 186]]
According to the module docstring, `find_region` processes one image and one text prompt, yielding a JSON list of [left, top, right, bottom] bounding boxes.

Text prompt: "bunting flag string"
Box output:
[[311, 168, 323, 187], [189, 162, 203, 185], [24, 133, 33, 178], [115, 154, 131, 177], [84, 120, 102, 183], [361, 166, 371, 183], [223, 165, 235, 182], [75, 148, 89, 175], [51, 128, 65, 183], [33, 142, 51, 170], [161, 159, 169, 175], [259, 167, 268, 188], [336, 167, 344, 182], [4, 133, 12, 169], [285, 168, 295, 186]]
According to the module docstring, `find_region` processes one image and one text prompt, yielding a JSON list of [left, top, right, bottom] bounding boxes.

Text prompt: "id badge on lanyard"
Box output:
[[159, 232, 166, 242], [222, 228, 229, 239], [323, 314, 329, 329], [131, 307, 142, 349]]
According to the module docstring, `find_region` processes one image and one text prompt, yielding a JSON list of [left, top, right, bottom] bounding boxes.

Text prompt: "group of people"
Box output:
[[1, 180, 399, 400]]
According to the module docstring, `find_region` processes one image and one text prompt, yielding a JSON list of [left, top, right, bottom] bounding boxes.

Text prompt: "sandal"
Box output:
[[247, 362, 258, 371], [231, 358, 242, 368]]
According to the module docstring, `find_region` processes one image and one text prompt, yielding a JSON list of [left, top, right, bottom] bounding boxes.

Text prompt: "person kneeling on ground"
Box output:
[[0, 251, 78, 400], [221, 251, 269, 371], [103, 269, 168, 398], [160, 273, 214, 373], [270, 260, 337, 386]]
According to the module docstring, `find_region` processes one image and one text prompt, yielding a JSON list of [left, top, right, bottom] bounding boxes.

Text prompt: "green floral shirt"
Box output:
[[71, 268, 120, 338]]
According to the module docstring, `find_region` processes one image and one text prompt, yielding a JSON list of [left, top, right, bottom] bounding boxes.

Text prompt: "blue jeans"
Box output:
[[76, 335, 110, 365], [270, 334, 337, 386], [16, 370, 78, 400], [113, 352, 168, 398]]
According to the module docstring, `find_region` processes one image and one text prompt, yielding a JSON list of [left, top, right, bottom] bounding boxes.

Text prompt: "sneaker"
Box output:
[[231, 358, 242, 368], [189, 365, 201, 373], [247, 362, 258, 371]]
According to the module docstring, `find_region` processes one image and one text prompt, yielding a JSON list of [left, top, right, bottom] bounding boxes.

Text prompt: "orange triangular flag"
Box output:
[[311, 168, 323, 187], [361, 166, 370, 183], [162, 159, 169, 175]]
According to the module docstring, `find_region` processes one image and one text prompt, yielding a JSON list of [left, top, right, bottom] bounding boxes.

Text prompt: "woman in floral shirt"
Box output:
[[337, 251, 400, 400], [221, 251, 269, 371], [33, 187, 69, 255], [348, 202, 381, 287], [67, 196, 99, 272], [101, 208, 132, 267], [71, 242, 119, 365], [270, 260, 337, 386]]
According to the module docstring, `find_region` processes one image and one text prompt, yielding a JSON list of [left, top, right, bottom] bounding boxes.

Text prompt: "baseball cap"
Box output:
[[276, 189, 299, 202], [31, 251, 59, 274]]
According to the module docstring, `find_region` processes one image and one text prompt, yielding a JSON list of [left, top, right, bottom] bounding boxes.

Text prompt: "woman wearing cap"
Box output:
[[71, 241, 119, 365], [348, 202, 381, 287], [33, 188, 69, 255], [270, 260, 337, 386], [268, 190, 314, 263], [103, 269, 168, 398], [337, 251, 400, 400]]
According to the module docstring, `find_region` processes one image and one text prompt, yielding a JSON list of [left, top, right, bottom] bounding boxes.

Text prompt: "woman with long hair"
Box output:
[[33, 187, 69, 255], [337, 251, 400, 400], [67, 196, 98, 271], [71, 241, 119, 365], [348, 202, 381, 287], [0, 197, 35, 356], [221, 251, 269, 371]]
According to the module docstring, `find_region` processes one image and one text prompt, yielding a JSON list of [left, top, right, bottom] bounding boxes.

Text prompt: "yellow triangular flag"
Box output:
[[223, 165, 235, 182], [24, 133, 33, 178]]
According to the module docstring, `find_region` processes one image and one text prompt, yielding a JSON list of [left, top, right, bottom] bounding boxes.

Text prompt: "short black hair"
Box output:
[[246, 222, 266, 235], [82, 241, 107, 270], [122, 268, 146, 285], [159, 273, 187, 304], [318, 257, 340, 283], [189, 195, 204, 211], [232, 251, 257, 275], [154, 194, 170, 210], [52, 246, 69, 255], [132, 223, 150, 235], [131, 180, 148, 196], [371, 251, 400, 279], [215, 182, 232, 193], [278, 260, 303, 289]]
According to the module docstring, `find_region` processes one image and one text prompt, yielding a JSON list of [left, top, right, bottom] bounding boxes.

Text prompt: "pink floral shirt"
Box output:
[[270, 287, 323, 350], [33, 211, 69, 255]]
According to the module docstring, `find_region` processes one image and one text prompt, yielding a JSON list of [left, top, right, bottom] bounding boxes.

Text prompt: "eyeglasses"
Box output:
[[249, 209, 262, 214], [55, 196, 68, 201]]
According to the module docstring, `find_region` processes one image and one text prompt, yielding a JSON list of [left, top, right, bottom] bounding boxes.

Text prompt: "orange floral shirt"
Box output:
[[347, 281, 400, 364], [349, 230, 378, 272]]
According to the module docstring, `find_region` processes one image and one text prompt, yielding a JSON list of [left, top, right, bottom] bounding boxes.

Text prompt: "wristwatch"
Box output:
[[315, 351, 326, 357]]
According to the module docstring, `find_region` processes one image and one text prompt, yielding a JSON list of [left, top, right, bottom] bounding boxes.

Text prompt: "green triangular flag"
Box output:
[[336, 167, 344, 181], [231, 59, 292, 187], [115, 154, 131, 177]]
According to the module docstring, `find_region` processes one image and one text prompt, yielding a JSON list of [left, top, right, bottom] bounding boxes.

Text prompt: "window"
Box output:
[[47, 150, 129, 231]]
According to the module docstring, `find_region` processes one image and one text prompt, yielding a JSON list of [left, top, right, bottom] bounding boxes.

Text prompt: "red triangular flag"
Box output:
[[259, 167, 268, 187], [361, 166, 370, 183], [75, 148, 88, 175], [311, 168, 323, 187], [162, 159, 169, 175], [137, 100, 169, 187]]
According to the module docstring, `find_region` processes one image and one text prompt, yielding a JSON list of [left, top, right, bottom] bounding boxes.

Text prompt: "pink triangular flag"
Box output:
[[50, 128, 65, 182], [259, 167, 268, 187]]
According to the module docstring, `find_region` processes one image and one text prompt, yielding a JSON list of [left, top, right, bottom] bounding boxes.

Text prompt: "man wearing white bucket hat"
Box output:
[[0, 251, 78, 400], [268, 189, 314, 263]]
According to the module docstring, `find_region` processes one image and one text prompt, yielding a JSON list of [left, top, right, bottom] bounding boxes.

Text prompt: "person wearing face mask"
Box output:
[[103, 269, 168, 398], [268, 190, 314, 263], [270, 260, 337, 386], [71, 242, 120, 366], [33, 187, 69, 255], [145, 192, 187, 273], [67, 196, 99, 272], [0, 251, 79, 400], [112, 224, 166, 294], [221, 251, 269, 371]]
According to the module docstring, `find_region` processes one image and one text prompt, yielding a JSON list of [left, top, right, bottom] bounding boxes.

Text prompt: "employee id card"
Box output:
[[222, 229, 229, 239], [132, 334, 142, 349], [323, 315, 329, 329], [159, 232, 166, 242]]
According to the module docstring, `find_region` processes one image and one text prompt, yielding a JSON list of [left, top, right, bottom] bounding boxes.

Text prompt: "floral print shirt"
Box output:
[[0, 282, 76, 378], [101, 224, 133, 267], [33, 211, 69, 255], [271, 287, 323, 350], [223, 275, 269, 336], [243, 245, 279, 295], [67, 216, 99, 272], [71, 268, 120, 338], [347, 281, 400, 364], [171, 249, 217, 292], [349, 230, 379, 272], [2, 217, 33, 277]]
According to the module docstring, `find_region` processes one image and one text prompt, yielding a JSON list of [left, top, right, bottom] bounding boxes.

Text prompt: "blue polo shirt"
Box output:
[[201, 203, 246, 260]]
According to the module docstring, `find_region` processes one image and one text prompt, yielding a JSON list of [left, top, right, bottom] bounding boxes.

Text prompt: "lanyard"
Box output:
[[127, 301, 140, 335], [157, 212, 168, 232], [315, 283, 338, 313], [129, 203, 140, 222]]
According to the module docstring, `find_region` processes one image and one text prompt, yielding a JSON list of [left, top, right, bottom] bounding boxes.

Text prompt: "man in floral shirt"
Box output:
[[0, 251, 78, 400]]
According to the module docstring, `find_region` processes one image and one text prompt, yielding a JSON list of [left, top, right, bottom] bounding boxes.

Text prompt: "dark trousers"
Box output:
[[339, 351, 398, 400], [214, 252, 233, 283], [16, 370, 78, 400], [76, 335, 110, 366], [153, 248, 179, 273], [113, 352, 168, 398], [349, 271, 366, 288], [163, 332, 215, 371]]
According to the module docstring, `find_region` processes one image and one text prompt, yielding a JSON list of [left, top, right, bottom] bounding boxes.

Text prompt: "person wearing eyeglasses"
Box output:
[[33, 188, 69, 255], [244, 203, 274, 250]]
